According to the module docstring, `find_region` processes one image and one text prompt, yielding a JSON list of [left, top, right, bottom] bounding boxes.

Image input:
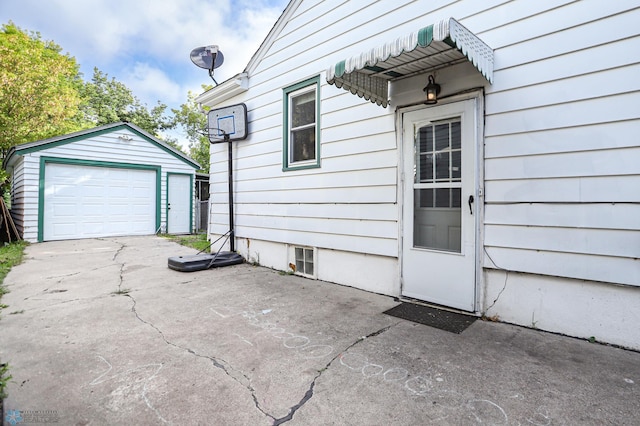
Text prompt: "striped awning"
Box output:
[[326, 18, 494, 108]]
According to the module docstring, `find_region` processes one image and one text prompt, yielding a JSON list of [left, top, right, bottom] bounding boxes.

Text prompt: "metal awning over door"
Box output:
[[326, 17, 494, 107]]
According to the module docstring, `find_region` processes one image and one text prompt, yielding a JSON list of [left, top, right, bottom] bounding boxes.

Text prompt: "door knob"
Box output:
[[468, 195, 474, 215]]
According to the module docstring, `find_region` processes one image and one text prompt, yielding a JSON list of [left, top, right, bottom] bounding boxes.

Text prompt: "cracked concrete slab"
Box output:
[[1, 236, 639, 425]]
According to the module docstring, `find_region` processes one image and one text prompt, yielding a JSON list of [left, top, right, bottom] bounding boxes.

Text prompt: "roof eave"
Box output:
[[2, 122, 200, 171], [195, 73, 249, 107]]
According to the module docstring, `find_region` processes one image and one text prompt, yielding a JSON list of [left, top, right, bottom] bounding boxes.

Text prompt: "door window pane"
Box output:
[[451, 188, 461, 208], [451, 151, 461, 180], [415, 119, 461, 184], [434, 124, 449, 151], [413, 117, 463, 253], [414, 189, 462, 252], [435, 153, 450, 180], [451, 121, 461, 149]]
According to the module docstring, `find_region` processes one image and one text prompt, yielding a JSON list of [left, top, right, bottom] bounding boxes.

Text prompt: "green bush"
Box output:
[[0, 240, 28, 402], [0, 362, 11, 399]]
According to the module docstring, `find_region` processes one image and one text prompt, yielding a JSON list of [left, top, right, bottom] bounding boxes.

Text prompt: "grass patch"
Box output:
[[0, 362, 11, 399], [0, 241, 28, 297], [162, 233, 210, 252], [0, 240, 28, 403]]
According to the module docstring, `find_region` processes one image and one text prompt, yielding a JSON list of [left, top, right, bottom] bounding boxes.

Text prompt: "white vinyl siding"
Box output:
[[209, 1, 398, 257], [13, 128, 196, 242], [207, 0, 640, 286], [473, 1, 640, 287], [359, 0, 640, 288], [9, 158, 27, 238], [209, 99, 397, 256]]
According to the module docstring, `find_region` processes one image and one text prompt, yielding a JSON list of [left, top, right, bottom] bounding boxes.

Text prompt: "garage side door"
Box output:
[[44, 163, 157, 241]]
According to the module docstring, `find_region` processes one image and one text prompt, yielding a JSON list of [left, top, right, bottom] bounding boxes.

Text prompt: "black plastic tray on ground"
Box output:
[[168, 252, 244, 272]]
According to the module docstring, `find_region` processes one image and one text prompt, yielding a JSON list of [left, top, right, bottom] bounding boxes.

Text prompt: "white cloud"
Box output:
[[1, 0, 287, 92], [121, 62, 183, 106], [1, 0, 288, 149]]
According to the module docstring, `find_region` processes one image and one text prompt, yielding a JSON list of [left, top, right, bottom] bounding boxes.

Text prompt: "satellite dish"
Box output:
[[190, 45, 224, 70]]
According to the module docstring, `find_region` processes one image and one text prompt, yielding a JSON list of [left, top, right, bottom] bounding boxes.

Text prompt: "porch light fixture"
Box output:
[[423, 75, 441, 104]]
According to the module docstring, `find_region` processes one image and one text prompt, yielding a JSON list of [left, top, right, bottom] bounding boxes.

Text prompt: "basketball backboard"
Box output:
[[207, 103, 248, 143]]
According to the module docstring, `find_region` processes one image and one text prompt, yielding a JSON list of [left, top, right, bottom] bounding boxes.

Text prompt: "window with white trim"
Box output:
[[283, 76, 320, 170], [294, 246, 314, 276]]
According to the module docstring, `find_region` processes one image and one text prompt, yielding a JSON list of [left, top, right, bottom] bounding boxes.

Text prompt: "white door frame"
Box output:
[[396, 91, 485, 313], [167, 173, 193, 234]]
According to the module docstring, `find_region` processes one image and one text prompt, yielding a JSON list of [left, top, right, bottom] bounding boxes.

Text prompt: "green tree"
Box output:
[[172, 89, 211, 172], [0, 22, 86, 154], [80, 68, 176, 138], [0, 21, 186, 166]]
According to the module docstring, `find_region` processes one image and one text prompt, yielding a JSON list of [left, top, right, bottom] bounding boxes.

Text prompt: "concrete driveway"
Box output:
[[1, 236, 639, 425]]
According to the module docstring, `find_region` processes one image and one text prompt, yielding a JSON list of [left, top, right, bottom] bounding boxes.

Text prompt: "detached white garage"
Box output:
[[3, 122, 200, 242]]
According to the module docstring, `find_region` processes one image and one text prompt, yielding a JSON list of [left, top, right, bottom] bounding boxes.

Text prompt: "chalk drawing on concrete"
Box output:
[[526, 406, 552, 426], [467, 399, 508, 425], [209, 305, 335, 359], [233, 333, 254, 346], [90, 355, 168, 424]]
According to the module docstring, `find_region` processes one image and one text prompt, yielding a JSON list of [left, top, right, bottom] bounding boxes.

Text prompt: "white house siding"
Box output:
[[9, 157, 27, 237], [468, 1, 640, 348], [12, 155, 40, 242], [386, 1, 640, 346], [478, 1, 640, 285], [204, 0, 640, 347], [15, 128, 196, 242], [209, 0, 404, 293]]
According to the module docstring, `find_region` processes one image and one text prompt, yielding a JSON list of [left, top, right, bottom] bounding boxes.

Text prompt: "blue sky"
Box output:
[[1, 0, 289, 143]]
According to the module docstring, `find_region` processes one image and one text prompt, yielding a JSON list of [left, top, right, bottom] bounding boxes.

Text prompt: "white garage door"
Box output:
[[43, 163, 157, 241]]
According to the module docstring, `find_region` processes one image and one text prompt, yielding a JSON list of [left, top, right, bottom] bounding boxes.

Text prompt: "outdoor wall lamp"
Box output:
[[423, 75, 441, 104]]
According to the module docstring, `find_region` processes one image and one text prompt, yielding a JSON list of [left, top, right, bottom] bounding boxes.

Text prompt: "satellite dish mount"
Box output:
[[190, 45, 225, 85]]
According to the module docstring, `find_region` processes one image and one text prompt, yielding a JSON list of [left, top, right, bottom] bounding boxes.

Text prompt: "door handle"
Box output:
[[468, 195, 474, 215]]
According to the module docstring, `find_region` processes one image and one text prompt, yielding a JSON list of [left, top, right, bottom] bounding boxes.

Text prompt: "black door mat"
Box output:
[[383, 303, 477, 334]]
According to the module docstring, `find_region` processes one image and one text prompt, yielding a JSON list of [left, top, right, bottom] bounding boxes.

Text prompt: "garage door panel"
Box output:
[[132, 187, 150, 197], [81, 185, 103, 196], [132, 203, 151, 215], [110, 203, 130, 215], [130, 221, 152, 233], [108, 187, 129, 198], [81, 222, 104, 234], [51, 223, 78, 238], [50, 184, 76, 198], [44, 163, 157, 241], [52, 203, 78, 217]]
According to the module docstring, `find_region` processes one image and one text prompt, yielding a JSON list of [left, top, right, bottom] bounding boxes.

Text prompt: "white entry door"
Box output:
[[401, 99, 478, 311], [167, 174, 191, 234]]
